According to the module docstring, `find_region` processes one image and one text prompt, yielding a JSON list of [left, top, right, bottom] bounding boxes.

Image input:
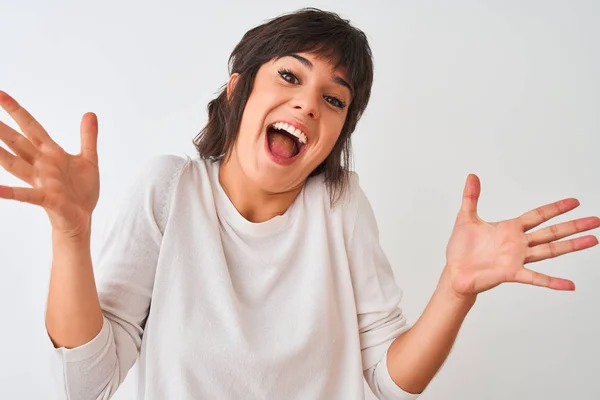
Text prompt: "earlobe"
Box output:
[[227, 73, 240, 101]]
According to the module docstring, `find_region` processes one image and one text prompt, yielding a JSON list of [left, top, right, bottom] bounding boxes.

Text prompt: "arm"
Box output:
[[46, 226, 104, 349], [347, 173, 473, 399], [343, 174, 418, 399], [388, 172, 598, 395], [45, 154, 190, 399], [386, 268, 475, 395]]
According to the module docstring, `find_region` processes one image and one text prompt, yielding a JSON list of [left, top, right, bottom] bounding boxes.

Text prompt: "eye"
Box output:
[[277, 68, 347, 110], [278, 68, 299, 84], [324, 95, 347, 110]]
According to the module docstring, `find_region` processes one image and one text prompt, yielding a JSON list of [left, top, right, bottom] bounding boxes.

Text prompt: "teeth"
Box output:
[[272, 122, 307, 145]]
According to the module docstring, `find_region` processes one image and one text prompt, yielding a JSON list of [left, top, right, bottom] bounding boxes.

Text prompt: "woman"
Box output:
[[0, 7, 598, 400]]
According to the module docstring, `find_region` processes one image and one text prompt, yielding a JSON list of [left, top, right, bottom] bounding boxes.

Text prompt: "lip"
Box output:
[[264, 129, 308, 166]]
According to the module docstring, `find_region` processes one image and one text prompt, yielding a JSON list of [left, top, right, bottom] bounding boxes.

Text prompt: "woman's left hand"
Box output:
[[443, 174, 600, 300]]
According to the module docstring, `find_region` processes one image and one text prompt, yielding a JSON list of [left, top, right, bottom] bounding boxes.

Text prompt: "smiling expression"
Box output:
[[225, 51, 353, 194]]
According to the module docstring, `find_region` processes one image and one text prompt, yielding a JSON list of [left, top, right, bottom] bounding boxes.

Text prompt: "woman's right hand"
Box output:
[[0, 90, 100, 239]]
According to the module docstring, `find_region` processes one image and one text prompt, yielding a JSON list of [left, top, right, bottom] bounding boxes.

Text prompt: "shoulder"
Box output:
[[124, 154, 193, 226], [139, 153, 193, 185], [132, 153, 217, 194]]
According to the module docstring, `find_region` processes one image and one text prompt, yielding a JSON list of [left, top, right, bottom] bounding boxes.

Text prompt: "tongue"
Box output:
[[268, 131, 298, 159]]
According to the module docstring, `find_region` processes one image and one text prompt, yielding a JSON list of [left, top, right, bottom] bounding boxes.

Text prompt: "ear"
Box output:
[[226, 73, 240, 101]]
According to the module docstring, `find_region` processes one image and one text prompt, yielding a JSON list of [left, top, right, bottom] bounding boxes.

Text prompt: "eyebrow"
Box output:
[[285, 53, 354, 98]]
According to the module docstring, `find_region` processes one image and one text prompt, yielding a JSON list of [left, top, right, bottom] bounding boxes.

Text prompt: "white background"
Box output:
[[0, 1, 598, 399]]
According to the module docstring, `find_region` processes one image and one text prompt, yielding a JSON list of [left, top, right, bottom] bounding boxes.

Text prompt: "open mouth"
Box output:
[[265, 123, 307, 160]]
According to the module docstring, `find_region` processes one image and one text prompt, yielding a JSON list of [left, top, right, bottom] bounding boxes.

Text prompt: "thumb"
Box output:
[[80, 112, 99, 164], [458, 173, 481, 222]]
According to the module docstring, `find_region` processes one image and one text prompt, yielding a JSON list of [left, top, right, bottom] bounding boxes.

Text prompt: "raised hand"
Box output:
[[0, 91, 100, 238], [443, 174, 600, 298]]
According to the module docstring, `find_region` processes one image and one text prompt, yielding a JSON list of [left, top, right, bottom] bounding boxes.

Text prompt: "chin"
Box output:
[[232, 137, 315, 194], [245, 159, 305, 194]]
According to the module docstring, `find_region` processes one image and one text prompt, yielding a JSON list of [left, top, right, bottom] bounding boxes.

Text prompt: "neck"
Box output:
[[218, 152, 303, 223]]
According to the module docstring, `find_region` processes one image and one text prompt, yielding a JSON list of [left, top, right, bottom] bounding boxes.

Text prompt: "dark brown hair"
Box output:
[[192, 7, 374, 206]]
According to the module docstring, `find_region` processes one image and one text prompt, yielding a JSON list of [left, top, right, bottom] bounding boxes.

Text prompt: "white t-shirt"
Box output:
[[46, 154, 419, 400]]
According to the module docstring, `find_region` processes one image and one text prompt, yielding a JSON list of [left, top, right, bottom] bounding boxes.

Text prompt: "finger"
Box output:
[[0, 120, 38, 164], [527, 216, 600, 247], [0, 185, 46, 206], [0, 90, 57, 150], [457, 174, 481, 223], [526, 235, 599, 263], [80, 112, 98, 164], [512, 268, 575, 291], [0, 145, 35, 185], [518, 198, 580, 232]]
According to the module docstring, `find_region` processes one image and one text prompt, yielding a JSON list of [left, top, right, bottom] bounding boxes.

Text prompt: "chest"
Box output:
[[147, 217, 358, 366]]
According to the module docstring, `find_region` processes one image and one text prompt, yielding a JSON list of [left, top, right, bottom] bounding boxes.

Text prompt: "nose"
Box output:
[[291, 88, 320, 119]]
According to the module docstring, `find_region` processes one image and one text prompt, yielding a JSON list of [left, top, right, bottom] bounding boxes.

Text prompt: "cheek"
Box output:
[[239, 87, 282, 133], [322, 118, 345, 148], [311, 117, 346, 164], [237, 101, 264, 140]]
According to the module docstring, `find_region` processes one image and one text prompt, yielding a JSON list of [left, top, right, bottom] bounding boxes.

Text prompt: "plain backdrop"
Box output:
[[1, 1, 598, 399]]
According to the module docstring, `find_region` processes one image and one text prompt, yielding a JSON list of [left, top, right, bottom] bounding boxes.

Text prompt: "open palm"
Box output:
[[444, 174, 600, 296], [0, 91, 100, 237]]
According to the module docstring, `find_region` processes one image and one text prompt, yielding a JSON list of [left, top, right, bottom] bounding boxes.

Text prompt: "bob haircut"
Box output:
[[192, 7, 374, 206]]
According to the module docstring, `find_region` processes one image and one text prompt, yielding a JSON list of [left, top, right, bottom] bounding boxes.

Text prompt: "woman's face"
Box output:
[[226, 52, 352, 194]]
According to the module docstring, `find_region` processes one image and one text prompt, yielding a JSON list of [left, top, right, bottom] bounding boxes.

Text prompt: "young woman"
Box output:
[[0, 7, 598, 400]]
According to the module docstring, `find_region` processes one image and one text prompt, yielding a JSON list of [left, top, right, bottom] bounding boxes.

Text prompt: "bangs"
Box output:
[[195, 8, 374, 207]]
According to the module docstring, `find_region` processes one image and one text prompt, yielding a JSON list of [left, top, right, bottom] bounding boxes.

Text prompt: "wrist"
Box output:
[[51, 214, 92, 242], [437, 265, 477, 309], [52, 227, 91, 245]]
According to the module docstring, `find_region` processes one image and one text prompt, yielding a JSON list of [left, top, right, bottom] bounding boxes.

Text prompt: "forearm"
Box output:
[[45, 228, 104, 349], [386, 266, 476, 394]]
